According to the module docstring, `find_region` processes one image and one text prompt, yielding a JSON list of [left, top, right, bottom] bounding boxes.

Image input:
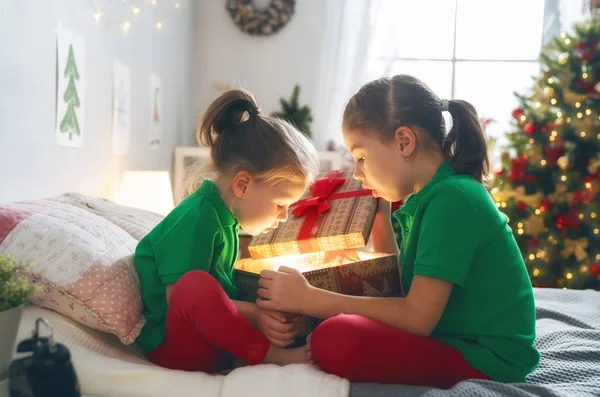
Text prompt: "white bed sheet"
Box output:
[[14, 306, 349, 397]]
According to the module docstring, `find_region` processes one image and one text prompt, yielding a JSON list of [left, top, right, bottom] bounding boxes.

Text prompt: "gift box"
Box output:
[[234, 170, 401, 338], [248, 169, 377, 259]]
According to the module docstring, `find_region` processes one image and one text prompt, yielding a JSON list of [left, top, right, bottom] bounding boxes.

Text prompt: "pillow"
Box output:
[[0, 200, 144, 344], [47, 193, 163, 241]]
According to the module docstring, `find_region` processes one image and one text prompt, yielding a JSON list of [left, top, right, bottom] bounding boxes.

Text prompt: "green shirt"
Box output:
[[394, 162, 539, 383], [134, 180, 240, 353]]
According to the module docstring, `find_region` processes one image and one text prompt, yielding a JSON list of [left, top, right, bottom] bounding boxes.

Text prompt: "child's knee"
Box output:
[[312, 314, 361, 376], [171, 270, 223, 302]]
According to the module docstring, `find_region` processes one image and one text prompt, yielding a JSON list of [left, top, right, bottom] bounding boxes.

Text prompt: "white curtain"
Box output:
[[310, 0, 374, 150]]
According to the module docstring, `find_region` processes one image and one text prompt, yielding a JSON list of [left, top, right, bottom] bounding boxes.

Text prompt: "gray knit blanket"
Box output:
[[350, 288, 600, 397]]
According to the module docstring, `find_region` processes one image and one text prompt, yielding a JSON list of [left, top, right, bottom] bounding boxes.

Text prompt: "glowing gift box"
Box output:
[[234, 170, 401, 338]]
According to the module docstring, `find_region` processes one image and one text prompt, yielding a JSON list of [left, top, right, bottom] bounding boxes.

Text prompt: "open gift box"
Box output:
[[234, 169, 402, 338]]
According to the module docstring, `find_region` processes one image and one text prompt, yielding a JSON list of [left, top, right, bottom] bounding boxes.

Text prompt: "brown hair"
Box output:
[[343, 75, 489, 183], [185, 89, 318, 196]]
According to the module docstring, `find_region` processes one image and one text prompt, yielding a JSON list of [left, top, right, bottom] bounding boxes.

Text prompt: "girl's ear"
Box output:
[[394, 126, 417, 157], [232, 171, 253, 198]]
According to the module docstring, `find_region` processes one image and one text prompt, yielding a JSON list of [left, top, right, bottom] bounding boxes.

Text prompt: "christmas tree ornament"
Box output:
[[508, 155, 529, 182], [558, 52, 570, 65], [543, 86, 556, 97], [557, 156, 570, 170], [561, 237, 590, 261], [527, 145, 544, 164], [523, 123, 537, 134], [523, 213, 546, 238], [588, 155, 600, 174], [562, 88, 588, 105], [549, 184, 575, 204], [512, 108, 524, 119], [492, 186, 543, 209], [595, 82, 600, 93], [590, 263, 600, 276], [545, 144, 566, 166]]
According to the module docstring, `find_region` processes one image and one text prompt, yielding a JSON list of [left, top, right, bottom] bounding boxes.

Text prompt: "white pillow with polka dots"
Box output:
[[0, 200, 144, 344]]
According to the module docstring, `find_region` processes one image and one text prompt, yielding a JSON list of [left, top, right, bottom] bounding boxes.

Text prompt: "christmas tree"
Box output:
[[60, 44, 81, 140], [490, 15, 600, 290], [272, 85, 313, 139]]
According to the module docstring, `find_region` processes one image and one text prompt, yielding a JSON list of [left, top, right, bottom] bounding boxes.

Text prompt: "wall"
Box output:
[[193, 0, 327, 146], [0, 0, 196, 203]]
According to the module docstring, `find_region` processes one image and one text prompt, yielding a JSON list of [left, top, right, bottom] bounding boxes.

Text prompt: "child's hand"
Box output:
[[257, 266, 313, 314], [255, 307, 296, 347]]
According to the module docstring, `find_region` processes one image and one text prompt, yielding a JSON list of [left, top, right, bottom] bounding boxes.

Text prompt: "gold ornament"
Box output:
[[549, 184, 574, 203], [558, 52, 570, 65], [492, 186, 544, 208], [557, 156, 570, 170], [588, 155, 600, 174], [562, 88, 588, 105], [543, 86, 555, 97], [595, 82, 600, 94], [527, 145, 544, 164], [523, 214, 546, 238], [560, 237, 589, 262]]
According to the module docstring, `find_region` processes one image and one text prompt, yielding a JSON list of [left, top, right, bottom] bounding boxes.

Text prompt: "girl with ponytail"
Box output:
[[134, 89, 318, 373], [257, 75, 539, 387]]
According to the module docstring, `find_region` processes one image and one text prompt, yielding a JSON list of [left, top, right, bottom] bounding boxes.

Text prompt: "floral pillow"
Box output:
[[0, 199, 145, 344]]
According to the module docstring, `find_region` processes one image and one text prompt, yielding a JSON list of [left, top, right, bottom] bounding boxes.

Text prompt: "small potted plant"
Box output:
[[0, 254, 35, 385]]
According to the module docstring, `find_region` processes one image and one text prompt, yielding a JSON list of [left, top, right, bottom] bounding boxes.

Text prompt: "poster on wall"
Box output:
[[149, 74, 162, 149], [112, 60, 131, 155], [55, 25, 86, 148]]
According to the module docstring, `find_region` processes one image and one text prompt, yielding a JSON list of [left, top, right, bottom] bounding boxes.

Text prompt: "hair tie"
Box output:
[[441, 99, 449, 112]]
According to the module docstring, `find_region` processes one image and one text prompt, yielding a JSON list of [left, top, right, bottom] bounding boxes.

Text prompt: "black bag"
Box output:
[[9, 318, 80, 397]]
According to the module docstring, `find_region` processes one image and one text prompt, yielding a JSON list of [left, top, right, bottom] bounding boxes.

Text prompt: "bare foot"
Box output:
[[263, 345, 307, 366], [305, 333, 314, 366]]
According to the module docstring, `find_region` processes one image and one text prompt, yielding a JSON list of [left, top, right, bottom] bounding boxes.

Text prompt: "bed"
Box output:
[[4, 194, 600, 397]]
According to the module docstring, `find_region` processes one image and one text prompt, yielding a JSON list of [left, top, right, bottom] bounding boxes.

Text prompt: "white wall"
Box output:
[[193, 0, 327, 147], [0, 0, 196, 203]]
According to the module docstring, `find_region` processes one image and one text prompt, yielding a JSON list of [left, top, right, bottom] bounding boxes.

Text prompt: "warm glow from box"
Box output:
[[235, 249, 390, 274], [116, 170, 174, 215]]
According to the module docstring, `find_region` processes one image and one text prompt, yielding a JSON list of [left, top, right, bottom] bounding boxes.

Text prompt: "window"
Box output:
[[365, 0, 547, 162]]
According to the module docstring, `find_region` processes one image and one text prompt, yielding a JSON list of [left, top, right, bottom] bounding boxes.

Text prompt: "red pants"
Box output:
[[147, 270, 270, 373], [311, 314, 488, 388]]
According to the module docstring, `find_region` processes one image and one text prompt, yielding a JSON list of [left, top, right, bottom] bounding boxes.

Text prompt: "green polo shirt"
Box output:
[[134, 180, 240, 353], [394, 162, 539, 383]]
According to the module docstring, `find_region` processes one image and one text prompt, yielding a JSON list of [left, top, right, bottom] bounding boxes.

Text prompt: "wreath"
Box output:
[[226, 0, 295, 36]]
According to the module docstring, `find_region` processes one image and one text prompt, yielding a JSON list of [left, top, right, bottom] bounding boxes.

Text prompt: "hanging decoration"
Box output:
[[226, 0, 295, 36]]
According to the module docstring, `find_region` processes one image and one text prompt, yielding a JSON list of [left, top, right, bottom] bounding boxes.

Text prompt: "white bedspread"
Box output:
[[14, 306, 349, 397]]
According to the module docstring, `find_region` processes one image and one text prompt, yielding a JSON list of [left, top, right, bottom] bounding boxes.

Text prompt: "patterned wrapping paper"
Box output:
[[235, 249, 401, 338], [248, 169, 378, 259]]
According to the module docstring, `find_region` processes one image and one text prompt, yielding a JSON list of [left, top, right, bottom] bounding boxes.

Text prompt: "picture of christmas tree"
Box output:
[[55, 25, 86, 148], [59, 44, 81, 141]]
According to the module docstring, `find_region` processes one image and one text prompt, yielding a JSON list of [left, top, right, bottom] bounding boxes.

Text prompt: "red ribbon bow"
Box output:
[[289, 170, 372, 248]]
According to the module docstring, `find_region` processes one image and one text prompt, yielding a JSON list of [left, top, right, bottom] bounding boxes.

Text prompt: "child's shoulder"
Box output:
[[424, 175, 497, 218]]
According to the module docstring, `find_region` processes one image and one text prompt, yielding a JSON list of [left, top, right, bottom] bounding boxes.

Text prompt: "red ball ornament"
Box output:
[[590, 264, 600, 276], [523, 123, 537, 134], [518, 201, 526, 211], [512, 108, 524, 120]]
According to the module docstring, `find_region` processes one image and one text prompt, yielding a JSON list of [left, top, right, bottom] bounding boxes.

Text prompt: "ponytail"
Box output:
[[443, 100, 489, 183], [343, 76, 489, 184], [184, 88, 318, 199]]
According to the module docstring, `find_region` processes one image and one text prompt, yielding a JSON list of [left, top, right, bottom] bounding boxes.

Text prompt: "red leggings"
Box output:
[[147, 270, 270, 373], [311, 314, 489, 388]]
